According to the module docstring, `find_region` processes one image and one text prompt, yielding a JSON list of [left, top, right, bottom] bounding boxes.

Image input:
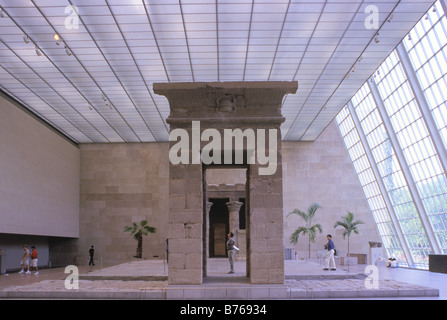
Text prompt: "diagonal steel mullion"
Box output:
[[347, 101, 415, 266], [105, 0, 169, 136], [16, 2, 132, 142], [215, 0, 220, 82], [285, 0, 366, 140], [242, 0, 255, 81], [281, 0, 328, 139], [1, 40, 105, 143], [0, 5, 125, 142], [267, 0, 291, 81], [64, 0, 153, 142], [32, 0, 143, 142], [142, 0, 170, 83], [284, 1, 402, 141], [178, 0, 195, 82]]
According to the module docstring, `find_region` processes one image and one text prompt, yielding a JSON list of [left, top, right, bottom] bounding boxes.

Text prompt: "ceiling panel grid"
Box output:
[[0, 0, 436, 143]]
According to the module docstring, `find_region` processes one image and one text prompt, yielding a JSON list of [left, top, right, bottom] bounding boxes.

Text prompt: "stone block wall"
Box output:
[[167, 159, 203, 285], [77, 121, 381, 271], [79, 143, 169, 266], [282, 122, 382, 259]]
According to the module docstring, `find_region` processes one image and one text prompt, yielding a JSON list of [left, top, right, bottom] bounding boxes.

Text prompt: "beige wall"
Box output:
[[282, 122, 381, 258], [79, 143, 169, 265], [0, 91, 383, 266], [0, 93, 80, 238], [79, 121, 381, 265]]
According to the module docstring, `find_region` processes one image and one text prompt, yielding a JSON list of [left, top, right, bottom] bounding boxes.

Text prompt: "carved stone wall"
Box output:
[[154, 81, 297, 284]]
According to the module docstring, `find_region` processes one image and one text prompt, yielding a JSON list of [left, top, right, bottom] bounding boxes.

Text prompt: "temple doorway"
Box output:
[[204, 167, 249, 278]]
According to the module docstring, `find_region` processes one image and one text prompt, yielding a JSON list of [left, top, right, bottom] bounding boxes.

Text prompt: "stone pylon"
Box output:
[[154, 81, 298, 285]]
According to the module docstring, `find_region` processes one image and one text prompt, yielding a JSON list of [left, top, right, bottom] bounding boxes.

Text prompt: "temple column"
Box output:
[[226, 201, 243, 235], [205, 201, 213, 259]]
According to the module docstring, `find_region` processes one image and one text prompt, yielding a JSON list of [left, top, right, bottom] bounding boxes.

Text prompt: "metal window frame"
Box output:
[[347, 101, 413, 266], [369, 77, 442, 256], [397, 43, 447, 177]]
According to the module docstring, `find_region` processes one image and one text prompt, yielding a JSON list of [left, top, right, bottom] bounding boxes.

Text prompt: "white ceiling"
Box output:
[[0, 0, 436, 143]]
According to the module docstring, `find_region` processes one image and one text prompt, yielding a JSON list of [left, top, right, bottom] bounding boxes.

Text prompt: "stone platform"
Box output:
[[0, 259, 439, 299], [79, 259, 168, 281]]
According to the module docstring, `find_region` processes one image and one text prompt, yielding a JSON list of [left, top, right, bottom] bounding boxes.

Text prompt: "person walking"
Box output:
[[323, 234, 336, 271], [30, 246, 39, 275], [19, 245, 31, 274], [89, 245, 95, 266], [226, 232, 236, 274]]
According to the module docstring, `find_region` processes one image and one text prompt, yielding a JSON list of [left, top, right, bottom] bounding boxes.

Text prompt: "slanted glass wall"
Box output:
[[336, 0, 447, 269]]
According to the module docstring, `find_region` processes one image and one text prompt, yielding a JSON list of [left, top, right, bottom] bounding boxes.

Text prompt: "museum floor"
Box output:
[[0, 258, 445, 299]]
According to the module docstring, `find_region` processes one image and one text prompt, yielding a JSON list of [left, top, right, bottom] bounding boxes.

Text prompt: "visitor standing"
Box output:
[[30, 246, 39, 275], [323, 234, 336, 271], [19, 245, 30, 274], [226, 233, 236, 274], [89, 245, 95, 266]]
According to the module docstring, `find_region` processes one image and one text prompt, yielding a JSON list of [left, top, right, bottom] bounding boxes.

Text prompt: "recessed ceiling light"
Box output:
[[35, 46, 42, 56], [374, 33, 380, 44], [53, 33, 60, 41], [387, 13, 394, 23], [23, 35, 30, 44]]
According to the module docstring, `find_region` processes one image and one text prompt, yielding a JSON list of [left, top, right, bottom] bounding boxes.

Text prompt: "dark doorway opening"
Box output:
[[208, 198, 229, 258]]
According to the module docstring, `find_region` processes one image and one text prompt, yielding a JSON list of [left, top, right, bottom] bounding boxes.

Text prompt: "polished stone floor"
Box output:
[[0, 258, 445, 299]]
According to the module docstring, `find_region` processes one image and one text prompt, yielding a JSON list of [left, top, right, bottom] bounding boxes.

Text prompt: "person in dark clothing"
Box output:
[[89, 245, 95, 266], [323, 234, 336, 271]]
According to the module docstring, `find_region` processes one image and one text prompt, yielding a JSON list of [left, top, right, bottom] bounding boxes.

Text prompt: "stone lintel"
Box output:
[[154, 81, 298, 127], [153, 81, 298, 92]]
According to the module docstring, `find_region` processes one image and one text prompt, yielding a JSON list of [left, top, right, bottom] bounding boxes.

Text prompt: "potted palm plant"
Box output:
[[333, 211, 364, 270], [287, 203, 323, 259], [124, 219, 156, 259]]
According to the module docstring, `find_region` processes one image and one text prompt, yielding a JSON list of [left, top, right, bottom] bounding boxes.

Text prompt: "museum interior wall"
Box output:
[[0, 92, 382, 270], [282, 122, 382, 259], [0, 93, 80, 270], [79, 122, 382, 266]]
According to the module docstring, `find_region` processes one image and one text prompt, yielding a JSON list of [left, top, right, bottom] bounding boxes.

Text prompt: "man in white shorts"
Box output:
[[19, 245, 31, 274]]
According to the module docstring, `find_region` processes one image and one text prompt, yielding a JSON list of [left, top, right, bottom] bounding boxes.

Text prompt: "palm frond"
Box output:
[[333, 221, 348, 229], [286, 209, 308, 221], [142, 226, 157, 235], [287, 203, 322, 250], [334, 211, 364, 239], [307, 203, 321, 219], [287, 203, 321, 224], [124, 220, 157, 238], [289, 227, 308, 244], [123, 225, 136, 234], [140, 219, 148, 226]]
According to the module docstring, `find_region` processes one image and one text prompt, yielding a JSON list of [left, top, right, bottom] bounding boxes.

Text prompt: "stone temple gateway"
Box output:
[[154, 81, 298, 285]]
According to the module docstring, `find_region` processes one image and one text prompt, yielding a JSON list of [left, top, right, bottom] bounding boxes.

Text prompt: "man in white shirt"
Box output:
[[19, 245, 31, 274]]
